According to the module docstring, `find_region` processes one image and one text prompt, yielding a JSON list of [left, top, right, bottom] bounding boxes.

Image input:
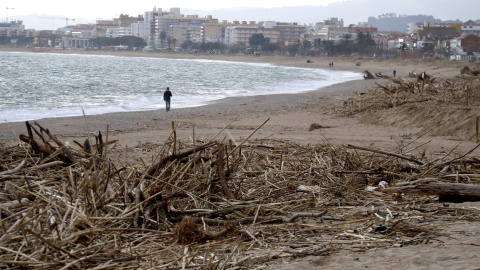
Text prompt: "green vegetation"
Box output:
[[16, 37, 34, 46], [91, 36, 147, 49], [0, 36, 33, 46], [0, 36, 11, 45], [249, 33, 269, 49], [175, 30, 378, 57]]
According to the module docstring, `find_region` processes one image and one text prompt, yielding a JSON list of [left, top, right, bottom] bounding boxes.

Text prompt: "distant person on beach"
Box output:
[[393, 70, 396, 77], [163, 87, 172, 112]]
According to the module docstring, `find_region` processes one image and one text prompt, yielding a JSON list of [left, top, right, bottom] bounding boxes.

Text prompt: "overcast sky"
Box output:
[[3, 0, 346, 19], [4, 0, 479, 30]]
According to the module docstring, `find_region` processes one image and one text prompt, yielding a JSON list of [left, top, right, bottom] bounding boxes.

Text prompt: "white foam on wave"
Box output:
[[0, 52, 362, 123], [1, 71, 361, 123]]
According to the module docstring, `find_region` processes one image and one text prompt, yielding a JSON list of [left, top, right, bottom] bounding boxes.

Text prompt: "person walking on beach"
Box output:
[[163, 87, 172, 112], [393, 70, 396, 77]]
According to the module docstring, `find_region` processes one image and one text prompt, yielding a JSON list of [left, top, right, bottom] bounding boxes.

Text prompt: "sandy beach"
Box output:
[[1, 48, 480, 269], [1, 48, 476, 154]]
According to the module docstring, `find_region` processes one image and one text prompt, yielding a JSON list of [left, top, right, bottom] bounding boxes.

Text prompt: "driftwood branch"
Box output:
[[34, 122, 78, 164], [346, 144, 425, 165], [218, 146, 236, 200], [146, 141, 217, 177], [382, 182, 480, 202]]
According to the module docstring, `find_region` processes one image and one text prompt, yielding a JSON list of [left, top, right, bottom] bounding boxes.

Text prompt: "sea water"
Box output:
[[0, 51, 361, 123]]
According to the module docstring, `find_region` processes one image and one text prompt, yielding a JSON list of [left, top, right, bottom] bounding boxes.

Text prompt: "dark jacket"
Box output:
[[163, 90, 172, 101]]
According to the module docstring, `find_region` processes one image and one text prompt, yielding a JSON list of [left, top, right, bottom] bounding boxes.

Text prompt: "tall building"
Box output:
[[95, 19, 118, 37], [131, 7, 168, 46], [202, 17, 259, 44], [115, 14, 143, 28], [224, 21, 306, 46], [155, 13, 210, 48], [203, 17, 230, 43], [172, 25, 203, 45], [314, 17, 347, 41], [225, 24, 261, 46], [274, 22, 306, 43], [0, 20, 34, 38]]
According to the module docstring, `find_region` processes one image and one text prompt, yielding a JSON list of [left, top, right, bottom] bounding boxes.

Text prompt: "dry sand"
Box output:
[[1, 48, 476, 156], [1, 48, 480, 269]]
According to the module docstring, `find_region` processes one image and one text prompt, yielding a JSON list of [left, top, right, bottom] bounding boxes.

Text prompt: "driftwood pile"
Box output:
[[1, 120, 480, 269], [343, 67, 480, 116], [363, 70, 375, 79], [461, 66, 479, 76]]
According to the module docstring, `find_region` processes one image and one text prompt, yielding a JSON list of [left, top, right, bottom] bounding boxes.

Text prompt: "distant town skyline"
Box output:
[[3, 0, 479, 31], [3, 0, 347, 20]]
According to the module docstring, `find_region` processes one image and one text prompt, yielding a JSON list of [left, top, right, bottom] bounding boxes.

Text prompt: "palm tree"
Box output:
[[160, 30, 167, 48]]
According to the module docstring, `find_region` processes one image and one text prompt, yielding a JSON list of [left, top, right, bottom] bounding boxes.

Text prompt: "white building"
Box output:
[[224, 23, 280, 46], [172, 25, 203, 44], [155, 12, 210, 48], [407, 22, 422, 35], [60, 36, 92, 49], [131, 7, 165, 46], [0, 20, 34, 38], [314, 18, 347, 41], [0, 20, 25, 31], [461, 24, 480, 36], [106, 27, 132, 38]]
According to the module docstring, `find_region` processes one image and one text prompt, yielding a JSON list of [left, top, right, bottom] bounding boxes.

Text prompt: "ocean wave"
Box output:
[[0, 52, 361, 122]]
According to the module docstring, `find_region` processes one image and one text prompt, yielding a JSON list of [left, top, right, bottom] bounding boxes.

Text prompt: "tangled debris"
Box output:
[[1, 117, 480, 269], [461, 66, 480, 76], [341, 67, 480, 138], [363, 70, 375, 79], [308, 123, 333, 131]]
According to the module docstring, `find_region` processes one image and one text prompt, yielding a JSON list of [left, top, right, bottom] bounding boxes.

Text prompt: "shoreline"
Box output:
[[2, 48, 480, 270], [0, 52, 364, 123], [1, 47, 473, 154]]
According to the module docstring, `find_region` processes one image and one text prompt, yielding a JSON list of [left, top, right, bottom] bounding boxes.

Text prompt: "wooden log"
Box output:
[[34, 122, 78, 164], [476, 116, 479, 143], [146, 141, 217, 177], [217, 145, 236, 200], [346, 144, 424, 165], [25, 121, 40, 154], [382, 182, 480, 202]]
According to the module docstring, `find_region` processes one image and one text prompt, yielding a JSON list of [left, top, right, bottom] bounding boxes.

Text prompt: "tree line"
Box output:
[[0, 36, 34, 46], [91, 36, 146, 49], [166, 31, 380, 56], [245, 32, 378, 56]]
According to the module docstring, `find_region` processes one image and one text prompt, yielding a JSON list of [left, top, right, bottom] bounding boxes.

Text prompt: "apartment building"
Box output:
[[0, 20, 34, 38], [202, 18, 237, 43], [131, 7, 172, 46], [461, 24, 480, 36], [106, 27, 133, 38], [60, 36, 92, 49], [224, 21, 280, 46], [224, 21, 307, 46], [131, 21, 150, 41], [115, 14, 144, 28], [274, 22, 306, 43], [314, 17, 347, 41], [348, 24, 378, 34], [172, 25, 203, 45], [225, 25, 258, 46], [415, 26, 459, 39], [95, 19, 118, 37], [155, 14, 210, 48], [450, 34, 480, 53]]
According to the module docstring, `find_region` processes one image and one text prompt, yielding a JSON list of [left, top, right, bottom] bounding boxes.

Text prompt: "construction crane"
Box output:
[[64, 18, 75, 26], [6, 7, 14, 22], [38, 17, 76, 26]]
